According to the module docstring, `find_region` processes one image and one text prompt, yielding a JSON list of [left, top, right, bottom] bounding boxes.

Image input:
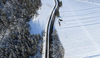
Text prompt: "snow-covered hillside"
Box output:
[[29, 0, 54, 34], [54, 0, 100, 58]]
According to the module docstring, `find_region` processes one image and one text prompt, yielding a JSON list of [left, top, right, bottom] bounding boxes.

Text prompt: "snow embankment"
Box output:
[[29, 0, 55, 58], [29, 0, 54, 35], [54, 0, 100, 58]]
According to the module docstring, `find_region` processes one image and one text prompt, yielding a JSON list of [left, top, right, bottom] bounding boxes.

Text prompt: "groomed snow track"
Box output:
[[42, 0, 59, 58]]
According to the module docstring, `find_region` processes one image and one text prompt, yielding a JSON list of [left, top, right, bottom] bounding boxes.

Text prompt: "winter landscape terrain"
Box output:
[[1, 0, 100, 58], [54, 0, 100, 58]]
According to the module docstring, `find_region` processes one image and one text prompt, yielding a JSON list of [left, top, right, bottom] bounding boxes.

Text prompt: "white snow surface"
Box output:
[[29, 0, 54, 34], [54, 0, 100, 58]]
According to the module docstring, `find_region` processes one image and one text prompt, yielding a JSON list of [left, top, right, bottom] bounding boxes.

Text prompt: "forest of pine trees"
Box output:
[[0, 0, 42, 58]]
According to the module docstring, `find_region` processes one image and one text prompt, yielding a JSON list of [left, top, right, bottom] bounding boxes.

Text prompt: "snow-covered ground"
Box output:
[[29, 0, 54, 34], [54, 0, 100, 58]]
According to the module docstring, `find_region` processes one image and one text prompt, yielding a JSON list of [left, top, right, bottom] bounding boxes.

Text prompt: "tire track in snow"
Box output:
[[42, 0, 59, 58], [60, 6, 100, 12]]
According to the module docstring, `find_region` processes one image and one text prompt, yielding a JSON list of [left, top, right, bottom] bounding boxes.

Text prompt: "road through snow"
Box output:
[[29, 0, 54, 57], [54, 0, 100, 58]]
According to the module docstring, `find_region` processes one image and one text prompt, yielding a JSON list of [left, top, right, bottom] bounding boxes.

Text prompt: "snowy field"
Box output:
[[29, 0, 54, 34], [54, 0, 100, 58]]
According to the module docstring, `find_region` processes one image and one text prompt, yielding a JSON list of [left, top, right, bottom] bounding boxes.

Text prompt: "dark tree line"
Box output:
[[0, 0, 42, 58]]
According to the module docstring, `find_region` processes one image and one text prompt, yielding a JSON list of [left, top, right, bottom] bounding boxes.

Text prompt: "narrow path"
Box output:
[[42, 0, 58, 58]]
